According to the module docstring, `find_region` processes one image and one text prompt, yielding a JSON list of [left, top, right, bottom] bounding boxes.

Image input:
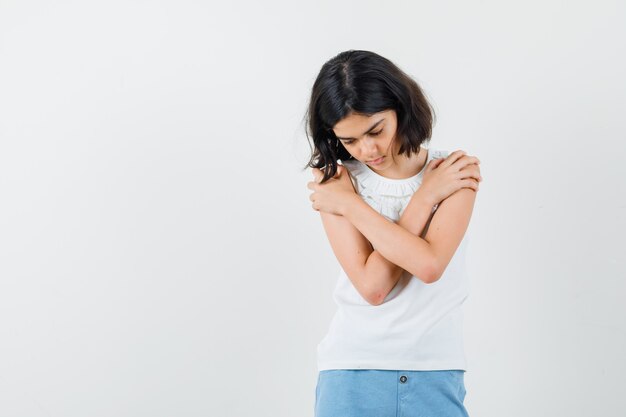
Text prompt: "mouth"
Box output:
[[367, 156, 385, 165]]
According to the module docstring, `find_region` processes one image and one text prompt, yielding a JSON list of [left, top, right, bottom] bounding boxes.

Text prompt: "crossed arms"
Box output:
[[319, 186, 476, 306]]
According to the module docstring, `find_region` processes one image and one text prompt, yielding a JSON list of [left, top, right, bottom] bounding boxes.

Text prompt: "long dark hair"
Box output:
[[303, 50, 436, 183]]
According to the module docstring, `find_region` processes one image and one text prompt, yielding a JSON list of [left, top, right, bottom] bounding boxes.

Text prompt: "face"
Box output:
[[332, 109, 399, 170]]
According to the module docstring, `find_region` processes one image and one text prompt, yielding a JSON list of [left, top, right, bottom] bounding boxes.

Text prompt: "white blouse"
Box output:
[[316, 147, 471, 372], [342, 147, 449, 223]]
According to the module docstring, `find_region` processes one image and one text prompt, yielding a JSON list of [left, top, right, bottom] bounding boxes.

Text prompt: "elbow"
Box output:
[[364, 288, 387, 306], [424, 271, 442, 284], [361, 280, 388, 306], [357, 271, 390, 306], [346, 277, 386, 306], [418, 260, 442, 285]]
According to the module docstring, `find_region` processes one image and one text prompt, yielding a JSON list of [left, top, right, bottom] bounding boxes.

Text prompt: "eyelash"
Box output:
[[342, 130, 382, 145]]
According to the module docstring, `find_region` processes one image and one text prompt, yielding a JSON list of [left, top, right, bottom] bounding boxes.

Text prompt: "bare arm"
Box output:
[[340, 187, 477, 285], [319, 187, 436, 305], [311, 150, 481, 305]]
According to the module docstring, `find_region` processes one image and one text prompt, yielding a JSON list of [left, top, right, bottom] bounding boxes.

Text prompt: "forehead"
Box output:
[[333, 110, 394, 134]]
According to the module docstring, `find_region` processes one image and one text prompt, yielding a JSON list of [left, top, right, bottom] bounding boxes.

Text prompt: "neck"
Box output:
[[370, 146, 427, 179]]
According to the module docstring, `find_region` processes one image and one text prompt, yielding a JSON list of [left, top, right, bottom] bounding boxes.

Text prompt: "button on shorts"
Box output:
[[314, 369, 469, 417]]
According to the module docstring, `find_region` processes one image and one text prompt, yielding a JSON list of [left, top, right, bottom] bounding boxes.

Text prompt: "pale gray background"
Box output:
[[1, 0, 624, 416]]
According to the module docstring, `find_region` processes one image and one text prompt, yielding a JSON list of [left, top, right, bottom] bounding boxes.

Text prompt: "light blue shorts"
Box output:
[[315, 369, 469, 417]]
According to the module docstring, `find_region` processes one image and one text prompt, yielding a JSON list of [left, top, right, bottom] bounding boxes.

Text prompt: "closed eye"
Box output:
[[341, 130, 383, 146]]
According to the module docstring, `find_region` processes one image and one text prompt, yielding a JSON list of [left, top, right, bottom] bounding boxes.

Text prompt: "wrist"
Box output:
[[339, 193, 361, 216], [413, 188, 438, 208]]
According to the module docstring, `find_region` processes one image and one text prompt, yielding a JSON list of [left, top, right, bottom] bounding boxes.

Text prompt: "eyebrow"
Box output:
[[335, 118, 385, 140]]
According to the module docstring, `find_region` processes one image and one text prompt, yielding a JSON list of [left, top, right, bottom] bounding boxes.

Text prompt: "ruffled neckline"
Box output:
[[342, 147, 433, 198], [362, 147, 430, 183]]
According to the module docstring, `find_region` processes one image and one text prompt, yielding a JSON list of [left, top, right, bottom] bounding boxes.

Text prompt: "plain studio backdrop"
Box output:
[[1, 1, 624, 416]]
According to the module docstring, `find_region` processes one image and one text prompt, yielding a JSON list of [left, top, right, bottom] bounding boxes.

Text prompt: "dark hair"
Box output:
[[303, 50, 436, 183]]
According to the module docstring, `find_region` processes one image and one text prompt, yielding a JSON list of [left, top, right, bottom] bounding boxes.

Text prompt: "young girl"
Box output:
[[304, 50, 482, 417]]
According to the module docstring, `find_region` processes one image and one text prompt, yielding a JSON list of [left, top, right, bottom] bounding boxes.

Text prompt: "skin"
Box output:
[[333, 109, 427, 180], [307, 110, 482, 305]]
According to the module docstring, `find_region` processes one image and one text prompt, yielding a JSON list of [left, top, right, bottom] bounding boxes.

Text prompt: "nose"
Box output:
[[360, 136, 378, 155]]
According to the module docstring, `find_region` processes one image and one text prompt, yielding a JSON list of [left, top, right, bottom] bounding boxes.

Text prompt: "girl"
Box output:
[[304, 50, 482, 417]]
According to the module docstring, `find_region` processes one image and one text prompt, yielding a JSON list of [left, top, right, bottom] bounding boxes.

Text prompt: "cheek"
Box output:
[[385, 138, 394, 150]]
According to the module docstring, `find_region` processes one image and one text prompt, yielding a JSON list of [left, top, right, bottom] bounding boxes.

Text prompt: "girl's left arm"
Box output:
[[339, 187, 477, 284]]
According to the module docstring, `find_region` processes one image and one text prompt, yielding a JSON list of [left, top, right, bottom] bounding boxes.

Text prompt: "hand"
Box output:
[[307, 165, 357, 215], [418, 150, 482, 206]]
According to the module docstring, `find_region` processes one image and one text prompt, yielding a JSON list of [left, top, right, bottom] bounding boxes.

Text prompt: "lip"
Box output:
[[367, 156, 385, 165]]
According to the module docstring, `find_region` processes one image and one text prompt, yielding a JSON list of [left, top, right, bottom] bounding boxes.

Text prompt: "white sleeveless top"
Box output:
[[316, 147, 471, 372]]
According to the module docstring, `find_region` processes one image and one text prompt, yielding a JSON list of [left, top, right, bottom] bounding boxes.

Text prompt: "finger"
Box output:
[[457, 153, 481, 164], [424, 158, 443, 173], [452, 155, 480, 172], [439, 149, 467, 168], [312, 168, 324, 182], [460, 179, 478, 191], [462, 179, 479, 191], [307, 181, 317, 190], [457, 164, 482, 182], [432, 158, 445, 168]]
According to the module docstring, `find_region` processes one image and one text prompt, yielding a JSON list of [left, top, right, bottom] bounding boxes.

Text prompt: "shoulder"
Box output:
[[340, 159, 367, 190], [341, 158, 362, 173]]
